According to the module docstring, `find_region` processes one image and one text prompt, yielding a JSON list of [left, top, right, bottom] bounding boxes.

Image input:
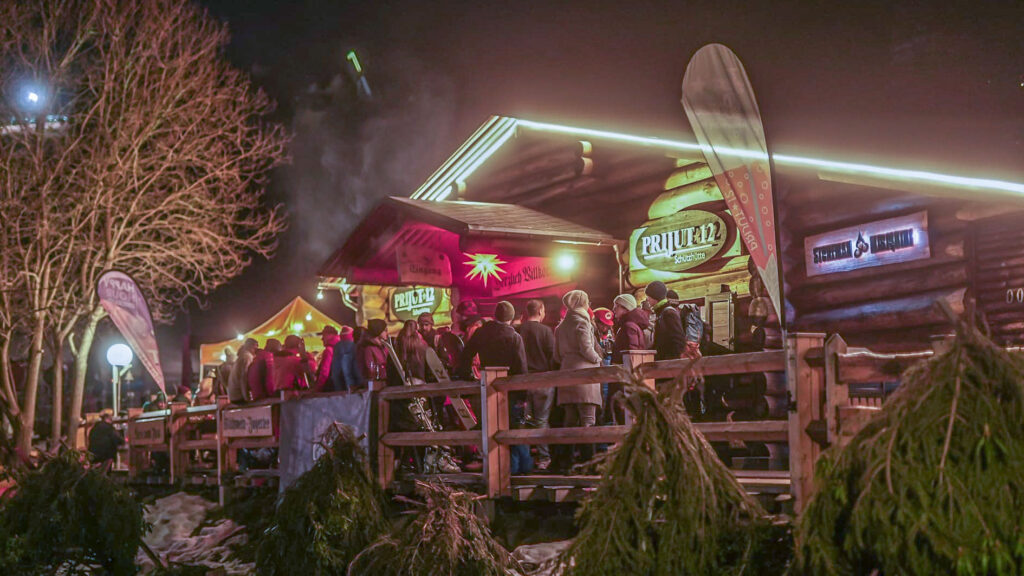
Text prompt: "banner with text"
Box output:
[[682, 43, 784, 326], [97, 271, 166, 394]]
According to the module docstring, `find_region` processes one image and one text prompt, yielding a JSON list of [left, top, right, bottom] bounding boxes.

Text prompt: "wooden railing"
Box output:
[[108, 333, 941, 513]]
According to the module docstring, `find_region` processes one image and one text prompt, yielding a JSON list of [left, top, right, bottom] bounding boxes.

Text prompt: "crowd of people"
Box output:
[[132, 280, 704, 475]]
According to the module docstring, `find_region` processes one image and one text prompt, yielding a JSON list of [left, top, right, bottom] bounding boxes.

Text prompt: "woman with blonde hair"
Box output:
[[554, 289, 604, 466]]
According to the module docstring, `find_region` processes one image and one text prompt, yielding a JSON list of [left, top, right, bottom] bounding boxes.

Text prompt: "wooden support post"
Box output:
[[215, 397, 229, 505], [622, 350, 655, 426], [482, 367, 510, 499], [168, 402, 187, 484], [786, 333, 826, 514], [623, 350, 656, 389], [377, 390, 394, 490], [823, 334, 849, 446]]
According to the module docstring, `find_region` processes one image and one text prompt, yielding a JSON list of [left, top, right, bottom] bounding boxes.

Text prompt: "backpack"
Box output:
[[681, 304, 706, 344]]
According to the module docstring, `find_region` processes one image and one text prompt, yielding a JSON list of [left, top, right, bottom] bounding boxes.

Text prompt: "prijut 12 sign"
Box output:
[[630, 209, 731, 273]]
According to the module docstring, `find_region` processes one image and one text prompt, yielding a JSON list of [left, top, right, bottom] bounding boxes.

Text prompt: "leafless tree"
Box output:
[[0, 0, 288, 455]]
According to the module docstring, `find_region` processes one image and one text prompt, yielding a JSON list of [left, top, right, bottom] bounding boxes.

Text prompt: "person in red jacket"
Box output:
[[356, 319, 389, 388], [314, 326, 341, 391], [272, 335, 316, 392]]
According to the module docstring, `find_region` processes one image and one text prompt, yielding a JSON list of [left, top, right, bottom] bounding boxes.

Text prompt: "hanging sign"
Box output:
[[97, 271, 166, 394], [397, 245, 452, 286], [630, 209, 731, 273], [390, 286, 442, 321], [682, 43, 784, 325], [222, 405, 274, 438], [130, 418, 165, 445], [488, 256, 573, 298], [804, 211, 930, 277]]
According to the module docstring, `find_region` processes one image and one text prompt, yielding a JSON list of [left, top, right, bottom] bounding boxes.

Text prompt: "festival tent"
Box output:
[[199, 296, 346, 368]]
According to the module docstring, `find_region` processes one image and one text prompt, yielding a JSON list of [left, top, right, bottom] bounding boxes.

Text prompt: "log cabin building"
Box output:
[[318, 115, 1023, 473], [319, 115, 1024, 353]]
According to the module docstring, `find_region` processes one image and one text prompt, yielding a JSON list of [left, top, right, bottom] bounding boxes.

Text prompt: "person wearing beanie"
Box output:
[[612, 293, 637, 312], [554, 289, 604, 466], [329, 326, 359, 392], [457, 300, 527, 380], [417, 312, 438, 349], [644, 282, 687, 362], [356, 319, 390, 388]]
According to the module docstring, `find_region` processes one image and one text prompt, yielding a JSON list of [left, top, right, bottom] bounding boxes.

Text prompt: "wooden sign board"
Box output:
[[630, 209, 731, 273], [804, 211, 930, 277], [131, 419, 165, 445], [397, 245, 452, 286], [222, 405, 274, 438]]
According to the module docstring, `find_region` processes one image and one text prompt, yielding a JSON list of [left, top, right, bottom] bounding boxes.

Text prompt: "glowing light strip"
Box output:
[[412, 117, 1024, 201], [430, 121, 518, 201], [771, 154, 1024, 195]]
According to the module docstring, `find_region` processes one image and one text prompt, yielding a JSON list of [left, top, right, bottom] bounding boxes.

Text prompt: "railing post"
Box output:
[[482, 367, 510, 499], [216, 397, 229, 505], [622, 350, 656, 389], [622, 350, 655, 426], [168, 402, 187, 484], [377, 391, 394, 490], [823, 334, 848, 447], [786, 332, 826, 514]]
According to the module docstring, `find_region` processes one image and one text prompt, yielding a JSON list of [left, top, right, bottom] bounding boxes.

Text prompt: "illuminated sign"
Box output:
[[463, 253, 507, 287], [223, 405, 273, 438], [390, 286, 442, 322], [804, 211, 930, 277], [489, 257, 572, 298], [630, 210, 731, 273]]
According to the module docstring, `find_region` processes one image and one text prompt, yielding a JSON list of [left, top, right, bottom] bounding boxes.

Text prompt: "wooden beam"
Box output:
[[378, 380, 480, 400], [380, 430, 480, 447], [492, 365, 630, 393], [496, 426, 629, 445], [837, 350, 932, 383], [790, 262, 968, 313], [794, 288, 966, 334], [639, 350, 786, 380]]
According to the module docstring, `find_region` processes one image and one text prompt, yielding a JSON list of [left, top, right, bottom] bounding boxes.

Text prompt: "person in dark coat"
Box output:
[[517, 299, 556, 469], [457, 301, 528, 379], [329, 326, 358, 392], [88, 411, 123, 473], [554, 290, 604, 466], [356, 319, 389, 388], [645, 281, 686, 361]]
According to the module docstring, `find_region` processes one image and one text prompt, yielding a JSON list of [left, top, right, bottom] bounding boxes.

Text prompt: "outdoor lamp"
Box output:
[[106, 343, 133, 367], [555, 252, 578, 272], [106, 343, 133, 415]]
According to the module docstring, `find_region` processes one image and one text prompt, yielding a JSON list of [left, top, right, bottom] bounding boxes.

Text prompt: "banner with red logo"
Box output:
[[682, 43, 784, 326], [97, 271, 166, 394]]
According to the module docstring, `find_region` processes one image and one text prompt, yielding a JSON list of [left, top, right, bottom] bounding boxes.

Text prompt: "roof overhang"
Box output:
[[318, 197, 619, 283]]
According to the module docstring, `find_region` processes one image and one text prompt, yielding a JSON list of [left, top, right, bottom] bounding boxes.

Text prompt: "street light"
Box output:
[[106, 344, 133, 414]]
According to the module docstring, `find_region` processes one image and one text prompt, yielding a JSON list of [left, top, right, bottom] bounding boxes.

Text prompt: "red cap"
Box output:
[[593, 307, 614, 326], [338, 326, 354, 341]]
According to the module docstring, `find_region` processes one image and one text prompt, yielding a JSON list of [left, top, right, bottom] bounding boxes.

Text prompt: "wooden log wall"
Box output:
[[781, 181, 974, 351], [972, 210, 1024, 346]]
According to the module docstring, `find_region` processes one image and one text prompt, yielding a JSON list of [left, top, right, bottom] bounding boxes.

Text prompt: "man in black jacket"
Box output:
[[457, 301, 528, 379], [645, 281, 686, 361], [517, 299, 555, 469], [88, 411, 124, 473]]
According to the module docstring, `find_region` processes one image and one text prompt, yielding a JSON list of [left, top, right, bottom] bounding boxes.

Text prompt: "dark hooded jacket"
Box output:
[[457, 320, 528, 379], [653, 300, 686, 361], [612, 307, 651, 364]]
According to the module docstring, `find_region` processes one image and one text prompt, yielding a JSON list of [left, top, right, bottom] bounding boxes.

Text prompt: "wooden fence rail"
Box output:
[[108, 332, 939, 512]]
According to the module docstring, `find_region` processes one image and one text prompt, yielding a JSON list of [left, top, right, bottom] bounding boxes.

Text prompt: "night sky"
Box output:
[[153, 0, 1022, 383]]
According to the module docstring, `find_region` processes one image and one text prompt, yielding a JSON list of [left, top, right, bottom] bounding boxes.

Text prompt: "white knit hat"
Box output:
[[613, 293, 638, 312]]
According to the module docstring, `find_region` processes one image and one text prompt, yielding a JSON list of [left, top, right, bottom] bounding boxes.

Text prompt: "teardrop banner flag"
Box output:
[[682, 43, 785, 327], [97, 271, 166, 394]]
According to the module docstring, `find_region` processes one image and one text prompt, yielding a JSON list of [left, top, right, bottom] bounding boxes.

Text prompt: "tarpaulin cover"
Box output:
[[278, 392, 373, 490]]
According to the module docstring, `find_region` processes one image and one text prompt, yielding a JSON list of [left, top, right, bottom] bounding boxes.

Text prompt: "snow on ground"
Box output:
[[137, 492, 254, 575], [512, 540, 571, 576]]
